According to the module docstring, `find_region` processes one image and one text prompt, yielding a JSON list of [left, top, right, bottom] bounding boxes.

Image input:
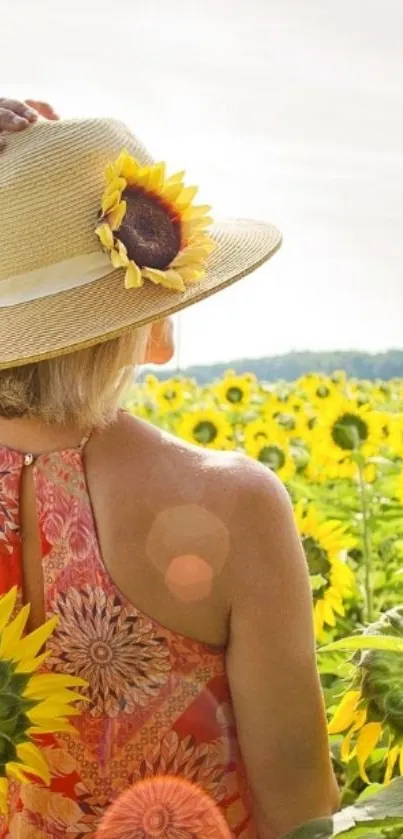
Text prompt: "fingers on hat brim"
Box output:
[[25, 100, 60, 120]]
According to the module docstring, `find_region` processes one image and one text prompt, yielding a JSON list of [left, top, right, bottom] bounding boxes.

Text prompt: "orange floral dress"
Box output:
[[0, 443, 256, 838]]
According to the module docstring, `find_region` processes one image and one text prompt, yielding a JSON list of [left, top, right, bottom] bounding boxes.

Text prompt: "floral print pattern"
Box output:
[[0, 444, 255, 838], [96, 776, 232, 839], [47, 586, 171, 717]]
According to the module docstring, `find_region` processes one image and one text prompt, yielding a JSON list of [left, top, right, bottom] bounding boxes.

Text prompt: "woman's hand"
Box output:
[[0, 98, 59, 152]]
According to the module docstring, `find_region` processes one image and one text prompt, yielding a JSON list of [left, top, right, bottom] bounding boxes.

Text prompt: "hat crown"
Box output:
[[0, 118, 153, 281]]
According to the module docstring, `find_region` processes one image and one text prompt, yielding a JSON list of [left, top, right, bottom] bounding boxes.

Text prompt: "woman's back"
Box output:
[[0, 104, 338, 839], [0, 412, 255, 838]]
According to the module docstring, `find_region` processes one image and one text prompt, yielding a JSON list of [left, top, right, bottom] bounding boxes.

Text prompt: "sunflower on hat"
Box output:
[[95, 150, 216, 292]]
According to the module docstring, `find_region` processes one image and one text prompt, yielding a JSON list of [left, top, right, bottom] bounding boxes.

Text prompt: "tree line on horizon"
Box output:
[[142, 349, 403, 384]]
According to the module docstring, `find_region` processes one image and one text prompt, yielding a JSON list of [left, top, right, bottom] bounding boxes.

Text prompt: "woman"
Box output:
[[0, 98, 339, 839]]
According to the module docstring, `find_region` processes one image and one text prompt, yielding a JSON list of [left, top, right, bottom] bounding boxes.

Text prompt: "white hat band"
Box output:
[[0, 252, 112, 308]]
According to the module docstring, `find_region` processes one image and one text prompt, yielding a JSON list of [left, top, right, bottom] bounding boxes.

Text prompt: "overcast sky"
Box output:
[[2, 0, 403, 365]]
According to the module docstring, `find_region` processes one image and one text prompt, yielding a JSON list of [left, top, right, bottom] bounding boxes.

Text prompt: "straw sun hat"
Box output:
[[0, 117, 282, 369]]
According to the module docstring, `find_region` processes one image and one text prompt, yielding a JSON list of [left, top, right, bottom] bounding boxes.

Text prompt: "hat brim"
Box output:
[[0, 219, 281, 369]]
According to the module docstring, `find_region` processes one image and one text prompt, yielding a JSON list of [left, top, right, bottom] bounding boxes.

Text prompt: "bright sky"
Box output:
[[2, 0, 403, 367]]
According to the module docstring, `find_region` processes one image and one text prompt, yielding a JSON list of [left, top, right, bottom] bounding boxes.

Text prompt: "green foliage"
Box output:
[[143, 349, 403, 384], [282, 778, 403, 839], [126, 369, 403, 836]]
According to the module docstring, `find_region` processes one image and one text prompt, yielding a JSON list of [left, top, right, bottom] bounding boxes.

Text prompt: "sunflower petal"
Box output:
[[171, 246, 212, 268], [10, 616, 58, 664], [323, 600, 336, 627], [0, 604, 30, 660], [28, 721, 78, 736], [142, 268, 186, 292], [110, 247, 128, 269], [114, 149, 132, 176], [134, 168, 152, 189], [314, 600, 325, 639], [16, 742, 51, 785], [356, 722, 382, 783], [14, 652, 50, 674], [105, 162, 119, 183], [161, 183, 184, 203], [107, 201, 127, 231], [164, 170, 186, 186], [174, 185, 199, 210], [340, 728, 355, 762], [6, 763, 32, 784], [149, 162, 166, 190], [124, 262, 143, 289], [101, 189, 120, 214], [182, 204, 212, 220], [0, 588, 17, 634], [95, 223, 115, 251], [328, 690, 361, 734], [183, 216, 213, 234], [103, 177, 126, 199], [384, 744, 400, 783], [352, 708, 367, 731], [176, 266, 205, 284], [0, 777, 8, 815], [23, 673, 87, 698], [117, 240, 129, 264]]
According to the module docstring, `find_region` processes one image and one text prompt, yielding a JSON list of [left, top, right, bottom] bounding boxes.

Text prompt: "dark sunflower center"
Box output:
[[302, 536, 331, 580], [331, 412, 369, 451], [163, 389, 177, 402], [194, 421, 218, 444], [258, 445, 286, 471], [316, 385, 330, 398], [275, 412, 297, 431], [226, 387, 244, 404], [116, 188, 181, 269]]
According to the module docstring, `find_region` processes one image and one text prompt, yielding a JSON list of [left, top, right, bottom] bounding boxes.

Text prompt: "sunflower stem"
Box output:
[[356, 458, 374, 623]]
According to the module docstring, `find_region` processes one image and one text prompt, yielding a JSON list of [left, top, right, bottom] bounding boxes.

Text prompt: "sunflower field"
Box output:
[[125, 370, 403, 837]]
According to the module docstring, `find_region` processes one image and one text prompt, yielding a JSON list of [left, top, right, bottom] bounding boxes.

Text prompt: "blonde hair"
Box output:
[[0, 325, 152, 428]]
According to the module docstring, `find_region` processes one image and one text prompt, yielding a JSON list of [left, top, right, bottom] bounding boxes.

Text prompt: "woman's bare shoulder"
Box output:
[[99, 410, 286, 520]]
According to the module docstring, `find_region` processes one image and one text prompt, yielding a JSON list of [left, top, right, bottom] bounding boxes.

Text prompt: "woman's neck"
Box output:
[[0, 416, 89, 455]]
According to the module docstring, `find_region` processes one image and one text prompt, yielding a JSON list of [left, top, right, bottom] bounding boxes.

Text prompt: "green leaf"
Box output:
[[319, 636, 403, 654], [311, 574, 327, 592], [281, 778, 403, 838]]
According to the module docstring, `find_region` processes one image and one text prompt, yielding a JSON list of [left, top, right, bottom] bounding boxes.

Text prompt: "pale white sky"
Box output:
[[2, 0, 403, 366]]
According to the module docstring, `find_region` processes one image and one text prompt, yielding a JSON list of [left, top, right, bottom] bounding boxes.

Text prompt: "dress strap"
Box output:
[[78, 430, 93, 452]]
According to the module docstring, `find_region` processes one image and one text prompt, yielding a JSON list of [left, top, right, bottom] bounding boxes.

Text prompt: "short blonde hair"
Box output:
[[0, 325, 152, 428]]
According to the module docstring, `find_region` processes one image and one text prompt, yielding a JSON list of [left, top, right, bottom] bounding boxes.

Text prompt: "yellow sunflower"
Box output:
[[328, 607, 403, 784], [384, 412, 403, 458], [306, 452, 377, 484], [294, 503, 356, 639], [95, 150, 216, 291], [330, 370, 348, 386], [176, 409, 234, 450], [244, 421, 296, 482], [214, 373, 254, 412], [153, 379, 187, 414], [0, 588, 87, 814], [264, 398, 306, 439], [143, 374, 159, 390], [297, 373, 343, 405], [310, 397, 384, 469]]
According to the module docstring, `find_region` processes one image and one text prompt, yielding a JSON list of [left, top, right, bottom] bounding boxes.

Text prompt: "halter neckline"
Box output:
[[0, 431, 92, 463]]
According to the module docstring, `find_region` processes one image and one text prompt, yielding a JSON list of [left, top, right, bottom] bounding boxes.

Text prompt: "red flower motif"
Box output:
[[96, 776, 232, 839]]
